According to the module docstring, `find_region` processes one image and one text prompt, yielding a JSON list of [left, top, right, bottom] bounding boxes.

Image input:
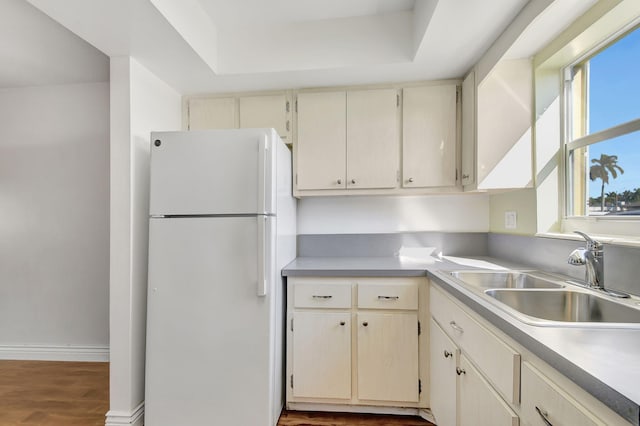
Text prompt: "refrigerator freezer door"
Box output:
[[145, 216, 277, 426], [149, 129, 274, 216]]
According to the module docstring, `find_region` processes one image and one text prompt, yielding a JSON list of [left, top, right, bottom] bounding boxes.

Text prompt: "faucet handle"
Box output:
[[568, 248, 587, 265], [574, 231, 603, 251]]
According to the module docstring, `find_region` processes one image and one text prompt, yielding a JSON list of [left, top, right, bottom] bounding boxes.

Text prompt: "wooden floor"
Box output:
[[278, 410, 434, 425], [0, 360, 109, 425], [0, 361, 433, 426]]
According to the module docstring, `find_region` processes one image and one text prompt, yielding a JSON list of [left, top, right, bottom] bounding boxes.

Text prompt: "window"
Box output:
[[565, 25, 640, 218]]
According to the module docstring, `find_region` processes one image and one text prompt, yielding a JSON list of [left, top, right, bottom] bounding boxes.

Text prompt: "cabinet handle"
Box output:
[[462, 174, 470, 180], [377, 295, 399, 300], [444, 350, 453, 358], [449, 321, 464, 333], [339, 321, 346, 326], [351, 179, 356, 185], [312, 295, 332, 299], [362, 322, 369, 327], [337, 178, 342, 185], [535, 406, 553, 426], [456, 367, 466, 376], [408, 177, 414, 183]]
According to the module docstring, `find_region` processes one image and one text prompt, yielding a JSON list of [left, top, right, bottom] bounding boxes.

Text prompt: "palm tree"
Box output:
[[606, 191, 618, 210], [589, 154, 624, 212]]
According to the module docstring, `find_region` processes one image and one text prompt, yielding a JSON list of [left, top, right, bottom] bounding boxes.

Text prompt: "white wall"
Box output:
[[108, 57, 181, 426], [0, 82, 109, 357], [298, 194, 490, 234]]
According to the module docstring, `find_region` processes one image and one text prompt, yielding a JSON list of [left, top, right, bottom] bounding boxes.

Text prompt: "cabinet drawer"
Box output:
[[521, 362, 605, 426], [431, 284, 520, 405], [293, 280, 352, 309], [358, 281, 418, 310]]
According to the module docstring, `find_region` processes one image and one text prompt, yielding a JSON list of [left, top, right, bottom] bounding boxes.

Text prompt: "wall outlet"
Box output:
[[505, 211, 517, 229]]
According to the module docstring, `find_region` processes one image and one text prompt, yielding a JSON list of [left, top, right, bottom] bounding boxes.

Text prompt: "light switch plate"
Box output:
[[505, 211, 517, 229]]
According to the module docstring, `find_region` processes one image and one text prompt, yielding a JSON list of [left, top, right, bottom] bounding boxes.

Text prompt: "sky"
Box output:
[[587, 25, 640, 198]]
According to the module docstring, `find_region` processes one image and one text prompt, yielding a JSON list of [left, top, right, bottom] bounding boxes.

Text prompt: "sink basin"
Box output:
[[485, 289, 640, 323], [450, 271, 564, 289]]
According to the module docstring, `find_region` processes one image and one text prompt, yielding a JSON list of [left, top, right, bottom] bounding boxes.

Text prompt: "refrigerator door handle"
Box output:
[[257, 216, 269, 296], [257, 135, 270, 214]]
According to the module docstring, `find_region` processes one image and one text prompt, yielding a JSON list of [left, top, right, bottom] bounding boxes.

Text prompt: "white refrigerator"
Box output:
[[144, 129, 296, 426]]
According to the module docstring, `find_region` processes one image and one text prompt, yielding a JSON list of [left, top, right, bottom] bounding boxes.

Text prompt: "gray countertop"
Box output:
[[283, 256, 640, 425]]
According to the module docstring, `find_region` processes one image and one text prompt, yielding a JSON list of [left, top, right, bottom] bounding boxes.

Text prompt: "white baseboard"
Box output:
[[106, 402, 144, 426], [0, 344, 109, 362]]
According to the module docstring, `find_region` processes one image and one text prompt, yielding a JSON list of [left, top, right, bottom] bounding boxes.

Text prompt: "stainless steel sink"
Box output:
[[485, 289, 640, 323], [450, 271, 564, 289]]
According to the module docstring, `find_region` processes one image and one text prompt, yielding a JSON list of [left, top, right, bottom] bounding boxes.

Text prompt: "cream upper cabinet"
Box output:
[[357, 312, 419, 403], [295, 89, 399, 193], [429, 319, 459, 426], [402, 85, 457, 188], [461, 71, 476, 186], [187, 97, 236, 130], [458, 354, 520, 426], [295, 91, 347, 190], [346, 89, 399, 189], [475, 59, 533, 190], [239, 94, 290, 140]]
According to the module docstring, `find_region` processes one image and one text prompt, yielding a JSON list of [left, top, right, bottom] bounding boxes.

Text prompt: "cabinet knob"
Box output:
[[444, 350, 453, 358], [408, 177, 414, 183], [456, 367, 466, 376], [362, 321, 368, 327], [337, 178, 342, 185], [351, 179, 356, 185], [340, 321, 346, 326]]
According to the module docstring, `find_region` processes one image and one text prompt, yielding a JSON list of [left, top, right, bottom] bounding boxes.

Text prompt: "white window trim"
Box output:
[[534, 2, 640, 245]]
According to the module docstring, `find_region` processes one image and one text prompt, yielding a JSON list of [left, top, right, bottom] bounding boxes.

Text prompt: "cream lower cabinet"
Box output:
[[357, 312, 419, 403], [430, 281, 629, 426], [291, 311, 351, 399], [429, 319, 459, 426], [520, 362, 605, 426], [287, 277, 426, 411], [430, 318, 518, 426], [458, 354, 519, 426]]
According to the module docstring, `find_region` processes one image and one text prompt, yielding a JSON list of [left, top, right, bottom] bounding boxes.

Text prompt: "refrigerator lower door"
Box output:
[[145, 216, 277, 426]]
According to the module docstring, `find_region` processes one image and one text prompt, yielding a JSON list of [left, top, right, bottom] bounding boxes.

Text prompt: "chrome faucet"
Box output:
[[567, 231, 604, 289], [567, 232, 629, 298]]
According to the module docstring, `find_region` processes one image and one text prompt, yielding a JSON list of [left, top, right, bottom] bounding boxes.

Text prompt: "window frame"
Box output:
[[561, 22, 640, 235]]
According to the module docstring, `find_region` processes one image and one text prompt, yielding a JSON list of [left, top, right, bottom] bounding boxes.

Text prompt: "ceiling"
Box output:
[[4, 0, 596, 94], [0, 0, 108, 89]]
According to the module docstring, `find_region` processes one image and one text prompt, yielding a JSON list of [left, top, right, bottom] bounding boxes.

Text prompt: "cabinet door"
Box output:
[[461, 71, 476, 186], [239, 94, 290, 140], [357, 312, 419, 403], [292, 312, 351, 399], [476, 59, 532, 189], [402, 85, 457, 188], [459, 355, 519, 426], [296, 91, 347, 190], [430, 319, 459, 426], [347, 89, 399, 189], [187, 97, 236, 130], [520, 362, 605, 426]]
